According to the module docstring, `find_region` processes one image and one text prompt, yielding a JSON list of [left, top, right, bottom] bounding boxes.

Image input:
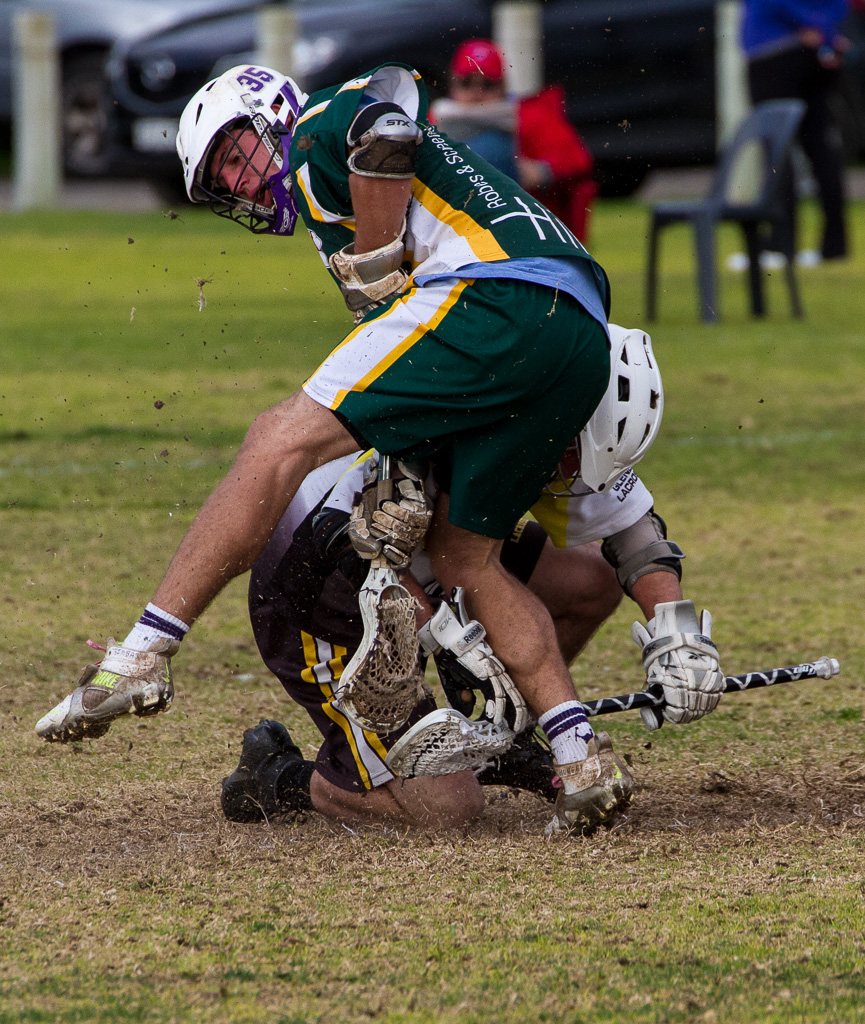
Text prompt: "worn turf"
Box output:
[[2, 199, 865, 1023]]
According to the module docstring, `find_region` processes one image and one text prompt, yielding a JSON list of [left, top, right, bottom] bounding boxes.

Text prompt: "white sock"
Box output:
[[539, 700, 595, 766], [122, 603, 189, 652]]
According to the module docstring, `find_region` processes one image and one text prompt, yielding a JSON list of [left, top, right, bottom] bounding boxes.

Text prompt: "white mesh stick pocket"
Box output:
[[333, 564, 425, 734], [386, 708, 515, 778]]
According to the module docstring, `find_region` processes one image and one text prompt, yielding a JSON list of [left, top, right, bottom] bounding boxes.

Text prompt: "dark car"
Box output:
[[0, 0, 265, 175], [108, 0, 865, 194]]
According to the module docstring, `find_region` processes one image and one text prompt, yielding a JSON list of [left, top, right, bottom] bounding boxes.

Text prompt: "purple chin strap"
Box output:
[[263, 82, 305, 236], [266, 154, 298, 235]]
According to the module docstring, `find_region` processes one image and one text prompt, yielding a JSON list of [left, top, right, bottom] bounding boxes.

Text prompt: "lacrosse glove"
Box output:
[[418, 587, 530, 734], [347, 461, 432, 570], [311, 507, 368, 592], [631, 600, 724, 730]]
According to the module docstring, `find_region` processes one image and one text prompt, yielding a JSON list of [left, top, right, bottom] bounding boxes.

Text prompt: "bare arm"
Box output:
[[349, 173, 412, 252], [630, 570, 684, 623]]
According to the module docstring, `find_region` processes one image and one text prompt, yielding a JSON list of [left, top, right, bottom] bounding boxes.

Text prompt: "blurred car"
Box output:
[[0, 0, 264, 175], [109, 0, 865, 194], [109, 0, 724, 195]]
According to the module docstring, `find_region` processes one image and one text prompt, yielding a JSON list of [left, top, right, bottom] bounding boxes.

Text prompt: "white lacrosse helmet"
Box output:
[[577, 324, 664, 492], [176, 64, 308, 235]]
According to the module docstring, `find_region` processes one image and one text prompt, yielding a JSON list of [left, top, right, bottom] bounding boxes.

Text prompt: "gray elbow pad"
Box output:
[[347, 102, 423, 178], [601, 510, 685, 596]]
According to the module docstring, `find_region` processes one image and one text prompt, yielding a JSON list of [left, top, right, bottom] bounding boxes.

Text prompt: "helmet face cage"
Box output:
[[199, 116, 282, 233], [542, 438, 583, 498], [191, 77, 304, 236]]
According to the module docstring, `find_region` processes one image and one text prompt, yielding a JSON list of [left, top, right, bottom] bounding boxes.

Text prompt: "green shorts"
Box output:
[[303, 276, 609, 538]]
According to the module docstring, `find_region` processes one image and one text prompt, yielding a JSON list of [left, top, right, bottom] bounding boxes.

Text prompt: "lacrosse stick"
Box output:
[[385, 707, 516, 778], [332, 455, 425, 734], [582, 657, 840, 718]]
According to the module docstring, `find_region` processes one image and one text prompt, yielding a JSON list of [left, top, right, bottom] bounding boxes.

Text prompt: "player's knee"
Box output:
[[584, 557, 623, 622], [310, 769, 485, 828], [394, 772, 486, 827], [244, 395, 306, 454], [427, 778, 486, 827], [243, 392, 345, 466]]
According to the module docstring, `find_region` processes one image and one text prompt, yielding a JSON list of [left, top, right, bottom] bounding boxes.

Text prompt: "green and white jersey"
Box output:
[[289, 63, 608, 313]]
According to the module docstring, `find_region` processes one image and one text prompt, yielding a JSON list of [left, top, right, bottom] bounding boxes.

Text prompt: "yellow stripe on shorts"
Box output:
[[300, 630, 388, 789], [327, 277, 470, 410]]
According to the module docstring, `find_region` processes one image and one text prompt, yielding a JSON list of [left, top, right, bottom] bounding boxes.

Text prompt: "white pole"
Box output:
[[715, 0, 749, 149], [13, 11, 61, 209], [493, 1, 543, 98], [257, 7, 298, 82]]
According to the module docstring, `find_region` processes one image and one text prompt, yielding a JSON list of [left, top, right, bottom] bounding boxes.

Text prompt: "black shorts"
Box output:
[[249, 516, 547, 793]]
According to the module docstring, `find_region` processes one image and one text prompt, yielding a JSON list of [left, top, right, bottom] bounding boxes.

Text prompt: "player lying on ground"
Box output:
[[34, 60, 722, 834], [224, 486, 578, 827], [222, 455, 659, 833]]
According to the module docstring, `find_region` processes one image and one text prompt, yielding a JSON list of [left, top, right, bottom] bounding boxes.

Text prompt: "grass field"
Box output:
[[2, 198, 865, 1023]]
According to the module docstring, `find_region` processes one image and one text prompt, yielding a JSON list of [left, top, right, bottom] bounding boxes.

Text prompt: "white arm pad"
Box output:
[[347, 103, 423, 179], [329, 219, 408, 322], [418, 600, 485, 658], [418, 589, 529, 733]]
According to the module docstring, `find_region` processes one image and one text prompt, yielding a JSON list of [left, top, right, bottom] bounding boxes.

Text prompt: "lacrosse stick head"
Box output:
[[333, 565, 425, 734], [385, 707, 516, 778]]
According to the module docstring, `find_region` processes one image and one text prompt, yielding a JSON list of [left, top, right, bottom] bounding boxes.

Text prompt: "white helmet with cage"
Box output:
[[577, 324, 664, 492], [176, 64, 308, 235]]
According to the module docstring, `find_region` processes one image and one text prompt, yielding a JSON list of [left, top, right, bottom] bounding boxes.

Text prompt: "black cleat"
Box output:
[[221, 719, 314, 823], [478, 729, 558, 803]]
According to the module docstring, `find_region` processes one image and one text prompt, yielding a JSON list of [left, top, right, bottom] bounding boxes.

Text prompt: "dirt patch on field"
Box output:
[[622, 758, 865, 833], [3, 758, 864, 884]]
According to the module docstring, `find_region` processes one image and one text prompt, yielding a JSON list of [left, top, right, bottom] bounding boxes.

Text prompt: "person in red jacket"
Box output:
[[430, 39, 598, 242]]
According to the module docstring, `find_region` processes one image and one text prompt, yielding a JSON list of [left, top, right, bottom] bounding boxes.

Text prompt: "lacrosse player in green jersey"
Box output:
[[36, 62, 724, 835]]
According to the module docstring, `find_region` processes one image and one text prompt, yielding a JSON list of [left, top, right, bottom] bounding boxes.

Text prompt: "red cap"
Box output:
[[450, 39, 504, 81]]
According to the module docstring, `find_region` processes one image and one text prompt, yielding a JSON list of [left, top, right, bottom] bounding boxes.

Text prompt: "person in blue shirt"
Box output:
[[742, 0, 851, 263]]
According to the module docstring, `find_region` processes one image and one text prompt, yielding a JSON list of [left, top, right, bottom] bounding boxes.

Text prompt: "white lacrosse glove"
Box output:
[[347, 461, 432, 570], [631, 600, 725, 730], [419, 587, 529, 734]]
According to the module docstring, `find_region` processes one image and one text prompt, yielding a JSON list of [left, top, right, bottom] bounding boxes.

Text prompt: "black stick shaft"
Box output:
[[582, 657, 840, 717]]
